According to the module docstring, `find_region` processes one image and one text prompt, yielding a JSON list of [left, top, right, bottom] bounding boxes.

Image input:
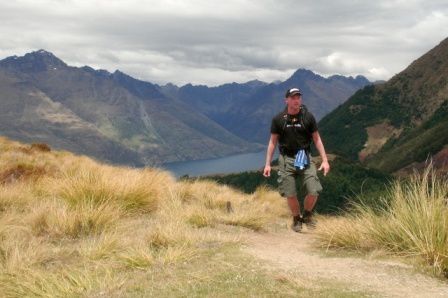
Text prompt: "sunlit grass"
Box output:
[[315, 164, 448, 277], [0, 267, 126, 297], [0, 136, 290, 296]]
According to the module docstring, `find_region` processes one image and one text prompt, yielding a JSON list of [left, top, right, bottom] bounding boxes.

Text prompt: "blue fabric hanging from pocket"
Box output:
[[294, 149, 309, 170]]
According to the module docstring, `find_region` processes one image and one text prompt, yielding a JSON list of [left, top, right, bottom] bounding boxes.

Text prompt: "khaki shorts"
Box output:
[[277, 154, 323, 198]]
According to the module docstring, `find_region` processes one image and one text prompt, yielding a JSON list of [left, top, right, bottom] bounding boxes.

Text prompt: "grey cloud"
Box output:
[[0, 0, 447, 85]]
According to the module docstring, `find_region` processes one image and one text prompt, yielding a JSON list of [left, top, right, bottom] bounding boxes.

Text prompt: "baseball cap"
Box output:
[[285, 88, 302, 98]]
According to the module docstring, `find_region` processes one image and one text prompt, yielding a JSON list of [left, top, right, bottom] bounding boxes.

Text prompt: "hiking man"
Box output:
[[263, 88, 330, 232]]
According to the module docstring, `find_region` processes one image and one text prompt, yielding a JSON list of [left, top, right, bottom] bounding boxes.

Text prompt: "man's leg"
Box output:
[[287, 196, 302, 232], [302, 161, 323, 228], [277, 155, 302, 232], [302, 194, 318, 228], [304, 194, 318, 212], [287, 196, 301, 216]]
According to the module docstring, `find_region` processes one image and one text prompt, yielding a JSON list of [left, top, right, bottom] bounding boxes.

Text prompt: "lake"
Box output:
[[161, 149, 279, 178]]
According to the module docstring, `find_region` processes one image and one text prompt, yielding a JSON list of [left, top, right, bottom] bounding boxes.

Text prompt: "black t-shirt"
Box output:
[[270, 106, 318, 155]]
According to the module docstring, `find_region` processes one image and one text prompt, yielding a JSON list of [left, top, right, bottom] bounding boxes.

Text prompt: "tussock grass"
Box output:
[[220, 215, 267, 231], [42, 164, 173, 214], [157, 245, 199, 265], [187, 212, 216, 228], [315, 165, 448, 277], [0, 233, 49, 271], [177, 181, 288, 231], [0, 163, 48, 185], [0, 136, 289, 295], [29, 199, 122, 238], [0, 267, 125, 297], [78, 231, 121, 261], [119, 247, 155, 269], [0, 183, 34, 212], [252, 184, 291, 218]]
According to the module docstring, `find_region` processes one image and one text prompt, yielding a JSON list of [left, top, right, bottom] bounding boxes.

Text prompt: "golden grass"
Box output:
[[0, 183, 35, 212], [0, 267, 126, 297], [28, 199, 122, 238], [119, 247, 155, 270], [0, 137, 288, 296], [78, 230, 121, 261], [40, 163, 173, 214], [177, 181, 288, 231], [315, 165, 448, 277]]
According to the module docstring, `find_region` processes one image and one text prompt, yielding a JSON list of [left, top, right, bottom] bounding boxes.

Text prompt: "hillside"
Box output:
[[0, 136, 294, 296], [0, 50, 260, 166], [160, 69, 370, 143], [1, 136, 447, 297], [318, 37, 448, 173]]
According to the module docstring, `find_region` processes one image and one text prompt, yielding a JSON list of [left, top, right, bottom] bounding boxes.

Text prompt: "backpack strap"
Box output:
[[299, 105, 312, 137]]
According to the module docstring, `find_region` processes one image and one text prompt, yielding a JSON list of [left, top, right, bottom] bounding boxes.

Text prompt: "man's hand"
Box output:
[[263, 165, 271, 177], [264, 134, 278, 178], [318, 161, 330, 176], [312, 132, 330, 176]]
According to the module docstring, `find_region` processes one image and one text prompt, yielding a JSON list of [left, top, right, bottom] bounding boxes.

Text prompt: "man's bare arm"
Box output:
[[263, 134, 279, 177], [312, 131, 330, 176]]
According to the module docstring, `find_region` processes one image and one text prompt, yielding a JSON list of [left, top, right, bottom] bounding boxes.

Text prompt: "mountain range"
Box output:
[[319, 37, 448, 174], [158, 69, 370, 143], [0, 50, 370, 166]]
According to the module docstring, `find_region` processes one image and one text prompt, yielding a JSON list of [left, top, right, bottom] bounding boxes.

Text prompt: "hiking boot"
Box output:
[[302, 210, 317, 229], [291, 215, 302, 232]]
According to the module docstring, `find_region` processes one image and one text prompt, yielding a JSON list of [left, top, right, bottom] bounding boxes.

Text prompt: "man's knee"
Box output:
[[278, 178, 297, 198], [279, 189, 297, 198], [304, 177, 323, 196], [306, 192, 320, 197]]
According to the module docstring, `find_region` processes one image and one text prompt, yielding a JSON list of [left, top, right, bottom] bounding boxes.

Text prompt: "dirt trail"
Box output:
[[242, 229, 448, 297]]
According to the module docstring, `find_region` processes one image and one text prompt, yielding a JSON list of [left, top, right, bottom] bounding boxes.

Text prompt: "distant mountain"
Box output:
[[160, 69, 371, 143], [158, 80, 268, 135], [0, 49, 370, 166], [319, 37, 448, 173], [0, 50, 260, 166]]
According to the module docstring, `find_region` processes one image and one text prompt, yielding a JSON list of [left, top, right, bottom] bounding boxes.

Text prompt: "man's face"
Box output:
[[285, 94, 302, 109]]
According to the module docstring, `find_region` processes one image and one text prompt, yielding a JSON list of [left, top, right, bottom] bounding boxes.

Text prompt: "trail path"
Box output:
[[242, 229, 448, 297]]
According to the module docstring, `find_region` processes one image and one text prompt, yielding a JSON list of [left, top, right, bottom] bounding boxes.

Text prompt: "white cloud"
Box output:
[[0, 0, 447, 86]]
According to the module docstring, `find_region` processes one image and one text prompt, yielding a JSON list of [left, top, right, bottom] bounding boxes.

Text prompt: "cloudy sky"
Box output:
[[1, 0, 447, 86]]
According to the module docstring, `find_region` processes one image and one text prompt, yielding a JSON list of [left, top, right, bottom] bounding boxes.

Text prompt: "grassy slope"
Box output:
[[0, 136, 369, 297], [314, 166, 448, 278], [318, 85, 406, 160], [367, 101, 448, 172], [1, 135, 447, 296]]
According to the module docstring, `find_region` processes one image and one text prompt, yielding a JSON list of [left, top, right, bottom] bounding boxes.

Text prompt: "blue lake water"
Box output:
[[161, 149, 279, 178]]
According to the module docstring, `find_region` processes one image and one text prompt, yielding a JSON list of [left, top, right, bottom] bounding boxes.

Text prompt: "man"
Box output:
[[263, 88, 330, 232]]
